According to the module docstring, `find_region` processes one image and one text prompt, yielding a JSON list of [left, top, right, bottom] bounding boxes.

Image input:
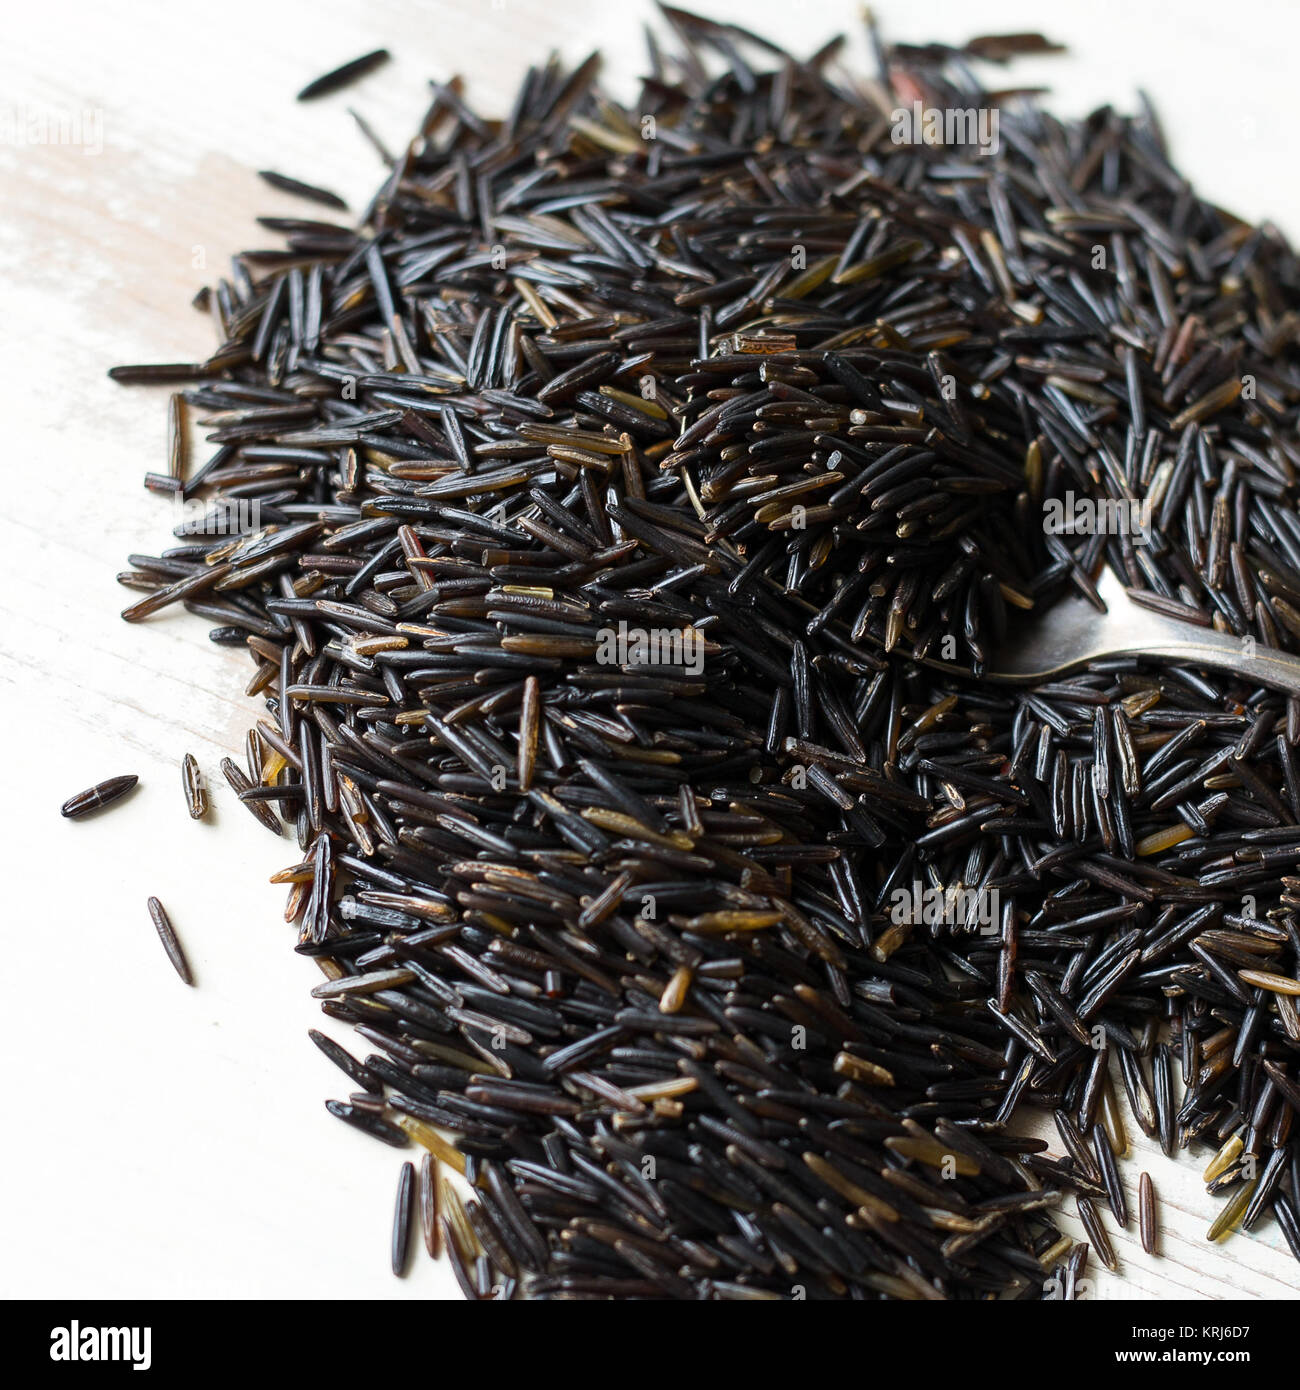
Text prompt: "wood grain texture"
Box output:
[[0, 0, 1296, 1300]]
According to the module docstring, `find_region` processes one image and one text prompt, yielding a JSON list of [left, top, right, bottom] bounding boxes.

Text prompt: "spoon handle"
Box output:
[[1097, 631, 1300, 698], [989, 566, 1300, 697]]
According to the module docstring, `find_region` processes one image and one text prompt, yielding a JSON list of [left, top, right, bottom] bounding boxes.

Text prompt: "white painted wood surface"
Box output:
[[1, 0, 1297, 1300]]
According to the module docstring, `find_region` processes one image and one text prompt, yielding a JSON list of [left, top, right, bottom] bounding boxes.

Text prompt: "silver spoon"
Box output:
[[974, 566, 1300, 696]]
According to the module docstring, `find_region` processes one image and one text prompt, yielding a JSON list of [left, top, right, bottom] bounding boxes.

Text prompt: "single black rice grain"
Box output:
[[182, 754, 208, 820], [1138, 1172, 1157, 1256], [147, 896, 194, 985], [391, 1160, 414, 1276], [297, 48, 390, 101], [61, 775, 138, 819]]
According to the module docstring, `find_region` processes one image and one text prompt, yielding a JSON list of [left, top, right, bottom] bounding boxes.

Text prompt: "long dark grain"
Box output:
[[182, 754, 208, 820], [61, 775, 138, 819], [391, 1160, 414, 1276], [147, 896, 194, 986], [297, 48, 390, 101], [1139, 1171, 1157, 1256]]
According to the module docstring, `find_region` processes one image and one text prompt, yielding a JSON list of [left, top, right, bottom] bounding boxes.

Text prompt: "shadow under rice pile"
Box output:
[[111, 6, 1300, 1298]]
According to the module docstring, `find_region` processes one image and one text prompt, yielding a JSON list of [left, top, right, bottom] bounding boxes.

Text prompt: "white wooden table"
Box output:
[[1, 0, 1296, 1300]]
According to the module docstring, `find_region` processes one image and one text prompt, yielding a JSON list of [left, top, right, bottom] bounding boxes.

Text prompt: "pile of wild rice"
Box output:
[[109, 7, 1300, 1298]]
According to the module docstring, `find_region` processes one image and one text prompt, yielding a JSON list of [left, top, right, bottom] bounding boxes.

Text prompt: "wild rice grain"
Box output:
[[296, 48, 390, 101], [420, 1152, 440, 1259], [1139, 1172, 1157, 1256], [146, 896, 194, 986], [182, 754, 208, 820], [61, 775, 138, 819], [391, 1160, 414, 1276]]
